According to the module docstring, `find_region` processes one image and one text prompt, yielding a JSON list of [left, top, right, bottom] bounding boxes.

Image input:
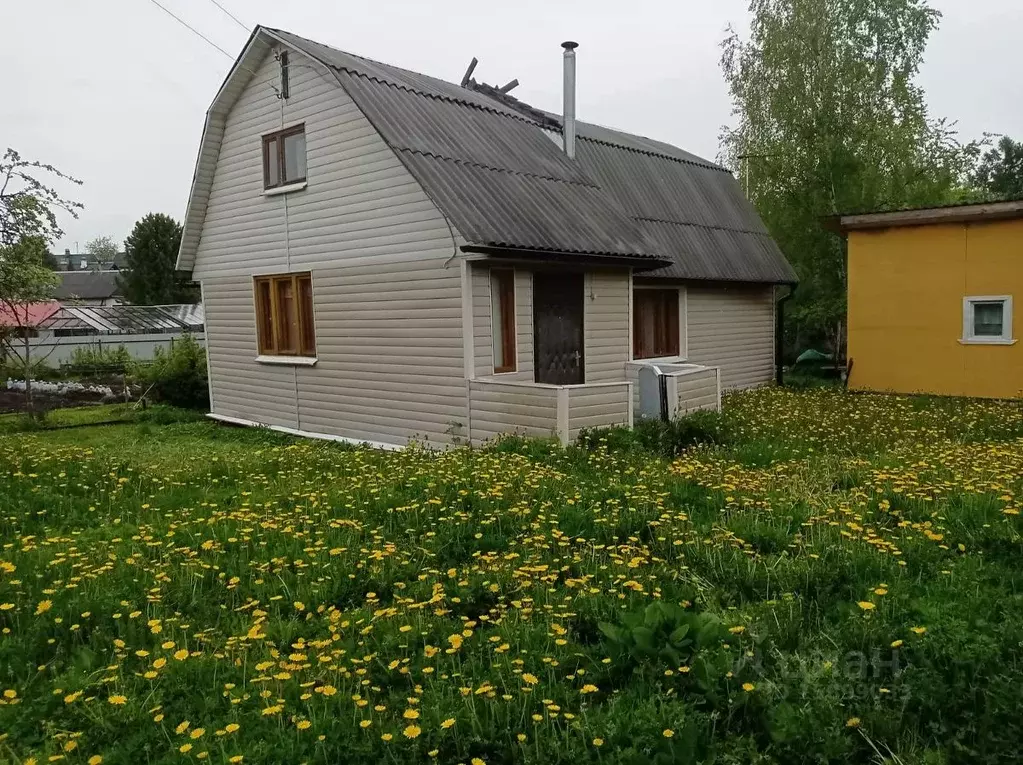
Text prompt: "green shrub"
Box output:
[[134, 334, 209, 409], [63, 345, 135, 378], [579, 409, 732, 457]]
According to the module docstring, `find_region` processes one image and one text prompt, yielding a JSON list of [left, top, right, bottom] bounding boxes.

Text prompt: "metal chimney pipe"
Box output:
[[562, 41, 578, 159]]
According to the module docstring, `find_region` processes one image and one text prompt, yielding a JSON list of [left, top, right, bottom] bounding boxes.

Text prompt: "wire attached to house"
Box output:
[[207, 0, 250, 34], [145, 0, 280, 99], [145, 0, 235, 59]]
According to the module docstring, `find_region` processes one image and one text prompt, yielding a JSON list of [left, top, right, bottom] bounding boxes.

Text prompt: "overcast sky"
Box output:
[[4, 0, 1021, 254]]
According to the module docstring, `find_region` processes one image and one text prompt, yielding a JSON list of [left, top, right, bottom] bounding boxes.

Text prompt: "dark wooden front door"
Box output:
[[533, 273, 584, 385]]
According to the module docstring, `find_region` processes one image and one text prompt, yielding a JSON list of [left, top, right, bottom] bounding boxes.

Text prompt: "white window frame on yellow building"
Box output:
[[961, 295, 1016, 345]]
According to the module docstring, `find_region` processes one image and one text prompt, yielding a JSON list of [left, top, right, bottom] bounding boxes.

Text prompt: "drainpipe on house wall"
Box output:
[[776, 284, 796, 386]]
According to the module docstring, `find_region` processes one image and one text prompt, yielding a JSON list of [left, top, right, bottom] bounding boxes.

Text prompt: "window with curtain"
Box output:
[[633, 289, 680, 359], [491, 269, 517, 373], [254, 273, 316, 357]]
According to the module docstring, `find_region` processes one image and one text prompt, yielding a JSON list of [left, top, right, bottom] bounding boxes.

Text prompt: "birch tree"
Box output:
[[0, 149, 82, 413], [720, 0, 979, 357]]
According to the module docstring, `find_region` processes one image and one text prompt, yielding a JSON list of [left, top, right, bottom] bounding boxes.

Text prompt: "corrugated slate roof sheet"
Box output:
[[268, 28, 796, 283]]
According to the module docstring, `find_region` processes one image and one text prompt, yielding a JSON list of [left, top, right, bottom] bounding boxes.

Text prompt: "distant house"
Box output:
[[55, 249, 127, 272], [177, 26, 796, 448], [54, 271, 123, 306], [835, 200, 1023, 399]]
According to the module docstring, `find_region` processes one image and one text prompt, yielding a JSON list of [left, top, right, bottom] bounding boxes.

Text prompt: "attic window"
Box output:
[[262, 124, 306, 190], [280, 50, 290, 99]]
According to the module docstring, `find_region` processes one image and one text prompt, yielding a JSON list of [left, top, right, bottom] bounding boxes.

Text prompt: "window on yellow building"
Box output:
[[962, 296, 1014, 345]]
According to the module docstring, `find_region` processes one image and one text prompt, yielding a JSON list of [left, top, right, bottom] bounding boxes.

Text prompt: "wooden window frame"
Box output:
[[262, 124, 306, 190], [491, 269, 517, 373], [633, 288, 681, 360], [254, 273, 316, 358]]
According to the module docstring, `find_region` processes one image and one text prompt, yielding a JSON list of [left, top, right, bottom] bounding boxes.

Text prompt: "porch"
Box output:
[[468, 378, 632, 445]]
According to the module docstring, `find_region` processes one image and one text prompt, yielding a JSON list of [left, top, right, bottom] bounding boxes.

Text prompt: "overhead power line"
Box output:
[[207, 0, 250, 33], [145, 0, 234, 59]]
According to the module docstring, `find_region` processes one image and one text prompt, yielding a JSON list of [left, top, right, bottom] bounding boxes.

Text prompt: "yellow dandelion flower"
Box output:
[[35, 600, 52, 616], [580, 684, 598, 694], [296, 720, 312, 731], [522, 673, 539, 685], [190, 728, 205, 739], [402, 709, 419, 720], [173, 649, 189, 661], [663, 729, 674, 738], [153, 658, 167, 669], [471, 758, 486, 765], [593, 738, 604, 746], [742, 682, 755, 692], [441, 718, 456, 729], [857, 602, 875, 611], [108, 695, 127, 705], [846, 717, 861, 728], [910, 626, 927, 635], [64, 691, 82, 704], [891, 639, 904, 648], [403, 724, 421, 739], [225, 723, 240, 734], [179, 744, 193, 754], [381, 733, 393, 742], [359, 720, 372, 729], [88, 757, 103, 765], [229, 757, 243, 764], [176, 721, 190, 735]]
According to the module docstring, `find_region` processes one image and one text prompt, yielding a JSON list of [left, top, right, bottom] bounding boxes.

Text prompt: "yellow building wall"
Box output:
[[847, 218, 1023, 399]]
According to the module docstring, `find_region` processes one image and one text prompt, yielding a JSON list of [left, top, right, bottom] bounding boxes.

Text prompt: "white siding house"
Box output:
[[178, 27, 795, 448]]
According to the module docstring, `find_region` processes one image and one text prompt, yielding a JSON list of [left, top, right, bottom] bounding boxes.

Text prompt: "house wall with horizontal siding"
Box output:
[[467, 380, 560, 443], [567, 383, 631, 441], [685, 284, 776, 390], [192, 48, 465, 447], [674, 368, 720, 414]]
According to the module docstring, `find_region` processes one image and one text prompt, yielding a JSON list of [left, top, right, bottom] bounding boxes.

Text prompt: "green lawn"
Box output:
[[1, 389, 1022, 764]]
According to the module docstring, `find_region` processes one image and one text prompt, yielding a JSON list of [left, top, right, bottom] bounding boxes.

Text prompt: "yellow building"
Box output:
[[837, 200, 1023, 399]]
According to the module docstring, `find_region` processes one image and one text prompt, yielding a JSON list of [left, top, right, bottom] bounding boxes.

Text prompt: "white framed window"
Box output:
[[962, 296, 1014, 345]]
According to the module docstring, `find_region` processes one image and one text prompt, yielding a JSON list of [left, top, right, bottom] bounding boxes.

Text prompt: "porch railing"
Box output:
[[468, 379, 632, 445]]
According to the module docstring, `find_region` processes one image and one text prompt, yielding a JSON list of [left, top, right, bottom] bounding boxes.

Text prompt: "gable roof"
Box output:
[[53, 271, 122, 301], [178, 27, 796, 284]]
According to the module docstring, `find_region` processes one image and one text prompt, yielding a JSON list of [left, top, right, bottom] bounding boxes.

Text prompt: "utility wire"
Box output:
[[145, 0, 234, 59], [207, 0, 250, 33]]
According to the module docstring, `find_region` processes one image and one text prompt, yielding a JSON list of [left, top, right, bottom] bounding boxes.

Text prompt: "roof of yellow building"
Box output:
[[831, 198, 1023, 234]]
